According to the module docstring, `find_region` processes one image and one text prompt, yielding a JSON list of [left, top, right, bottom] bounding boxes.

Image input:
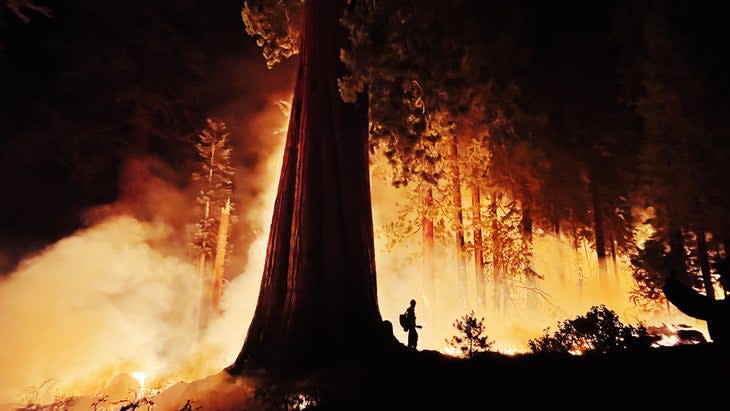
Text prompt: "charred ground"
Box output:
[[233, 341, 727, 411]]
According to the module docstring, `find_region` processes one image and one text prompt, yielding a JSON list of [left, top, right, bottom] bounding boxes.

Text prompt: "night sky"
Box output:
[[1, 1, 727, 270], [0, 0, 295, 269]]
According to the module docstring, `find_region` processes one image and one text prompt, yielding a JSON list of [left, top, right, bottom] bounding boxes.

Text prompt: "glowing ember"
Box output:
[[497, 347, 521, 356], [648, 323, 707, 347]]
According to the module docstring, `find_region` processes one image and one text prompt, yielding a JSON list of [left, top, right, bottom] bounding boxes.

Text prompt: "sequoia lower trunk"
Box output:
[[229, 0, 383, 372]]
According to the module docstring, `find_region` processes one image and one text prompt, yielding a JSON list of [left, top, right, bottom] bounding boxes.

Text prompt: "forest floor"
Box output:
[[4, 343, 728, 411], [229, 343, 730, 411]]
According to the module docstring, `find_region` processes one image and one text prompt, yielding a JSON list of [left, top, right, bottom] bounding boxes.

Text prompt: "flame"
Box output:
[[497, 347, 521, 356], [440, 346, 464, 358], [649, 323, 707, 347], [131, 371, 148, 399], [569, 348, 584, 356], [0, 91, 715, 408], [0, 96, 292, 405]]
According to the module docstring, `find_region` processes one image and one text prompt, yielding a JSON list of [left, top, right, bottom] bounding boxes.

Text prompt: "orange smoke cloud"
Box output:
[[0, 216, 202, 403], [0, 94, 289, 406], [0, 82, 709, 409]]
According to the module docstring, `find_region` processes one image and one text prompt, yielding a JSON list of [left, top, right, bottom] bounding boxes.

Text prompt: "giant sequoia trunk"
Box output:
[[228, 0, 384, 372]]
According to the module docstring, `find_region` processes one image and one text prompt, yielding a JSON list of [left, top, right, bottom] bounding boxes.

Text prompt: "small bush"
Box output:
[[528, 305, 652, 354], [446, 310, 494, 357]]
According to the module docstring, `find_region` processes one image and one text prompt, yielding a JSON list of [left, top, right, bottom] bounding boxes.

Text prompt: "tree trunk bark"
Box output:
[[229, 0, 384, 372], [450, 137, 467, 308], [472, 185, 485, 310], [696, 228, 716, 300]]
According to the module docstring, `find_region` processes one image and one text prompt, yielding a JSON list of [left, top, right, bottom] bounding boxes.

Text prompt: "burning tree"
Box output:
[[228, 0, 523, 371], [228, 0, 524, 371], [227, 0, 387, 371], [191, 118, 235, 315], [629, 10, 730, 309], [629, 238, 671, 313], [227, 0, 715, 372]]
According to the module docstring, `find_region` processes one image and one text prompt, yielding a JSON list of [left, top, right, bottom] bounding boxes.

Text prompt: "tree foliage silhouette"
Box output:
[[528, 305, 651, 354], [446, 310, 494, 357]]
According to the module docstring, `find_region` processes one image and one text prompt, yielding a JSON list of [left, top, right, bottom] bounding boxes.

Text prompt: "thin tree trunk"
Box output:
[[551, 209, 560, 236], [556, 229, 566, 284], [490, 192, 503, 315], [229, 0, 384, 372], [589, 176, 607, 275], [472, 185, 485, 309], [719, 226, 730, 298], [422, 186, 435, 308], [696, 228, 715, 300], [521, 205, 537, 309], [521, 206, 533, 243], [198, 200, 210, 275], [450, 136, 467, 308], [197, 199, 211, 331], [609, 235, 618, 276], [574, 230, 584, 297], [211, 198, 231, 311], [668, 223, 686, 274], [710, 239, 728, 298], [666, 298, 671, 315]]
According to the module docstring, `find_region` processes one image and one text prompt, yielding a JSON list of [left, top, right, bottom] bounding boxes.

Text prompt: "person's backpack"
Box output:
[[399, 312, 409, 332]]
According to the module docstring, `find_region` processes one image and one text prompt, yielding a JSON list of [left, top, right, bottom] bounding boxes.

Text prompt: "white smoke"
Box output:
[[0, 94, 288, 406], [0, 216, 201, 403]]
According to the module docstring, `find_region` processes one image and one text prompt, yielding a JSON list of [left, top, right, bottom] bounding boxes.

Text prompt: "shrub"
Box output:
[[446, 310, 494, 357], [528, 305, 652, 354]]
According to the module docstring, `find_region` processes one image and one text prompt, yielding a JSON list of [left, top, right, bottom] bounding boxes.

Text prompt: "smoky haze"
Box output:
[[369, 167, 707, 353], [0, 80, 709, 405], [0, 38, 708, 411], [0, 46, 295, 403]]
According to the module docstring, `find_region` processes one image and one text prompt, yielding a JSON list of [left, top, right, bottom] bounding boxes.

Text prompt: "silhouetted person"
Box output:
[[663, 269, 730, 346], [405, 299, 422, 349]]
